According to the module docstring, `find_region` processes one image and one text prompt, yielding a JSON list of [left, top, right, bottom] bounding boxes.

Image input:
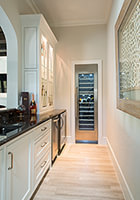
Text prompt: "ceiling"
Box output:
[[27, 0, 112, 27]]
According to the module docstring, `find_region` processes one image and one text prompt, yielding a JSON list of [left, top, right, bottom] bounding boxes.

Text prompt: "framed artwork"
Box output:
[[115, 0, 140, 118]]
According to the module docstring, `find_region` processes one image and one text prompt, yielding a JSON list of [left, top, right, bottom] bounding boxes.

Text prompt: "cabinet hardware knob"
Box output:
[[41, 160, 47, 168], [8, 152, 13, 170], [41, 127, 47, 131], [41, 142, 48, 148]]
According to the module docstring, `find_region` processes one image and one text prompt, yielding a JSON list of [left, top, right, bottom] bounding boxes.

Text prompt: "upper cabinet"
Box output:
[[21, 14, 57, 114]]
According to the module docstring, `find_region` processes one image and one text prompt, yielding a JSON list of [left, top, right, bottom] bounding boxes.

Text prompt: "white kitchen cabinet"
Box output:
[[32, 120, 51, 190], [0, 119, 52, 200], [6, 134, 32, 200], [0, 147, 5, 200], [0, 149, 2, 200], [21, 14, 57, 114]]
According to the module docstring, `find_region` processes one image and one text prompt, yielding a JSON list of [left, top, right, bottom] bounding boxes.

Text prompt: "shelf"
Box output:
[[79, 92, 93, 95], [79, 77, 93, 80], [79, 107, 94, 109], [79, 86, 94, 88], [79, 128, 94, 130], [79, 102, 94, 104], [79, 119, 94, 122], [0, 50, 6, 52]]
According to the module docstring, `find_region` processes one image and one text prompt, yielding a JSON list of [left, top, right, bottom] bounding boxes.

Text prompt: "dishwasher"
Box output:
[[52, 115, 59, 163]]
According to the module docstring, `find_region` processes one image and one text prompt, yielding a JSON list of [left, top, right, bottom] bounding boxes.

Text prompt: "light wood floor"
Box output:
[[33, 144, 124, 200]]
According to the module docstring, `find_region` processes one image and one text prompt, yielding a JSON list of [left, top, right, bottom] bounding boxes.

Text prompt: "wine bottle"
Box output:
[[30, 94, 37, 115]]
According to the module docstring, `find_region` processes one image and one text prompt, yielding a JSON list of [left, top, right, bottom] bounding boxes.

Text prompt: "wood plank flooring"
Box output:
[[33, 144, 124, 200]]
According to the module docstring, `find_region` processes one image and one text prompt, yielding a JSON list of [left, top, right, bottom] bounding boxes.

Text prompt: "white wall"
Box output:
[[106, 0, 140, 199], [53, 25, 107, 137]]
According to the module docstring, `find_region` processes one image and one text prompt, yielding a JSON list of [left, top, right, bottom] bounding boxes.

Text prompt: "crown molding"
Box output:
[[50, 19, 107, 27], [26, 0, 40, 14], [26, 0, 108, 27]]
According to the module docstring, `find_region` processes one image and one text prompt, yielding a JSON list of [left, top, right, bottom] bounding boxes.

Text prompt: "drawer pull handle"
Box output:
[[8, 152, 13, 170], [41, 160, 47, 168], [41, 127, 47, 131], [41, 142, 48, 148]]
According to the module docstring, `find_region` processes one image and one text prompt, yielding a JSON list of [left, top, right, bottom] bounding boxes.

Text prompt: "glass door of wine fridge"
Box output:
[[75, 66, 98, 143]]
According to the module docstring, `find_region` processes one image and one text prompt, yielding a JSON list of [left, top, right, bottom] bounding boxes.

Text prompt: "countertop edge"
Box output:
[[0, 109, 66, 146]]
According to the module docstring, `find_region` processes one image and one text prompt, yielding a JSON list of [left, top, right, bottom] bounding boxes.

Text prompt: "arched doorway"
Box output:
[[0, 7, 18, 108], [0, 26, 7, 107]]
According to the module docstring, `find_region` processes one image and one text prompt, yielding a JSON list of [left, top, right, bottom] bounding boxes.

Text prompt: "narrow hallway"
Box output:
[[33, 144, 124, 200]]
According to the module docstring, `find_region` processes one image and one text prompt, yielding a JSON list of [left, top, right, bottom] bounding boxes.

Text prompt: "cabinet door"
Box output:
[[48, 45, 54, 107], [40, 34, 48, 109], [24, 27, 37, 69], [0, 148, 4, 200], [6, 135, 32, 200]]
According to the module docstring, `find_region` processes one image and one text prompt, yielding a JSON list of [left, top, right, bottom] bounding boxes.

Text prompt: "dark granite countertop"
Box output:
[[0, 109, 66, 146]]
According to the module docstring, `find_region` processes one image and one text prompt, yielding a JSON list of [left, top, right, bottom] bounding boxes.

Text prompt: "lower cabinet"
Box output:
[[0, 149, 2, 199], [32, 120, 51, 190], [6, 133, 32, 200], [0, 148, 5, 200], [0, 119, 52, 200]]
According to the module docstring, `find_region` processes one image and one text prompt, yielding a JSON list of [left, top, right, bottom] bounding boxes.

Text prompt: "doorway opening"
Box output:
[[0, 26, 7, 108], [71, 60, 104, 145], [75, 64, 98, 143], [0, 7, 18, 109]]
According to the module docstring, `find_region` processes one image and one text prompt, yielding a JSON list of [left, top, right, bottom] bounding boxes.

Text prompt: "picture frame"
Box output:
[[115, 0, 140, 119]]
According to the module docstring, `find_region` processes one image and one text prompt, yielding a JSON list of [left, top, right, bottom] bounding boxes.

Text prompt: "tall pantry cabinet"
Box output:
[[21, 14, 57, 114]]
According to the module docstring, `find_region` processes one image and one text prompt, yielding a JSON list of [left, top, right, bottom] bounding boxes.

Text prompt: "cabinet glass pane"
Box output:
[[41, 35, 47, 80], [78, 73, 94, 131], [41, 80, 47, 107], [49, 45, 53, 82], [41, 35, 48, 107], [48, 82, 53, 106]]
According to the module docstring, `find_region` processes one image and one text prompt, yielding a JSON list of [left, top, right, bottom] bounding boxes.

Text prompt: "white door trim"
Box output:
[[71, 60, 105, 144]]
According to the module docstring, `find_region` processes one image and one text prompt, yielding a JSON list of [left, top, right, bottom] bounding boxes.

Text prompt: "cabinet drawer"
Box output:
[[34, 149, 50, 185], [34, 131, 50, 165], [34, 120, 51, 141]]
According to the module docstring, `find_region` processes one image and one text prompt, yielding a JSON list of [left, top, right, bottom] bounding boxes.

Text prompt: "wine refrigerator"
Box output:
[[75, 70, 98, 143]]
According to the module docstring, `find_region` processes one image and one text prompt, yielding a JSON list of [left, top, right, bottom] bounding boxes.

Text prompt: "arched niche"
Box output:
[[0, 7, 18, 108]]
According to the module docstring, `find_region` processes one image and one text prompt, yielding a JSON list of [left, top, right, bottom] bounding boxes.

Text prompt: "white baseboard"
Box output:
[[106, 138, 134, 200], [98, 136, 107, 145], [66, 136, 73, 143]]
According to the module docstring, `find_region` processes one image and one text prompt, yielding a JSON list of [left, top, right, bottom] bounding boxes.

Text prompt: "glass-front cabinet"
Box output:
[[21, 14, 57, 113], [40, 35, 48, 108], [40, 35, 54, 109], [48, 45, 54, 107]]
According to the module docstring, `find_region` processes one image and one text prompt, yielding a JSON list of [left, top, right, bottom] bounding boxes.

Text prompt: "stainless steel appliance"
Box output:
[[58, 112, 66, 154], [75, 66, 98, 143], [52, 115, 59, 163]]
